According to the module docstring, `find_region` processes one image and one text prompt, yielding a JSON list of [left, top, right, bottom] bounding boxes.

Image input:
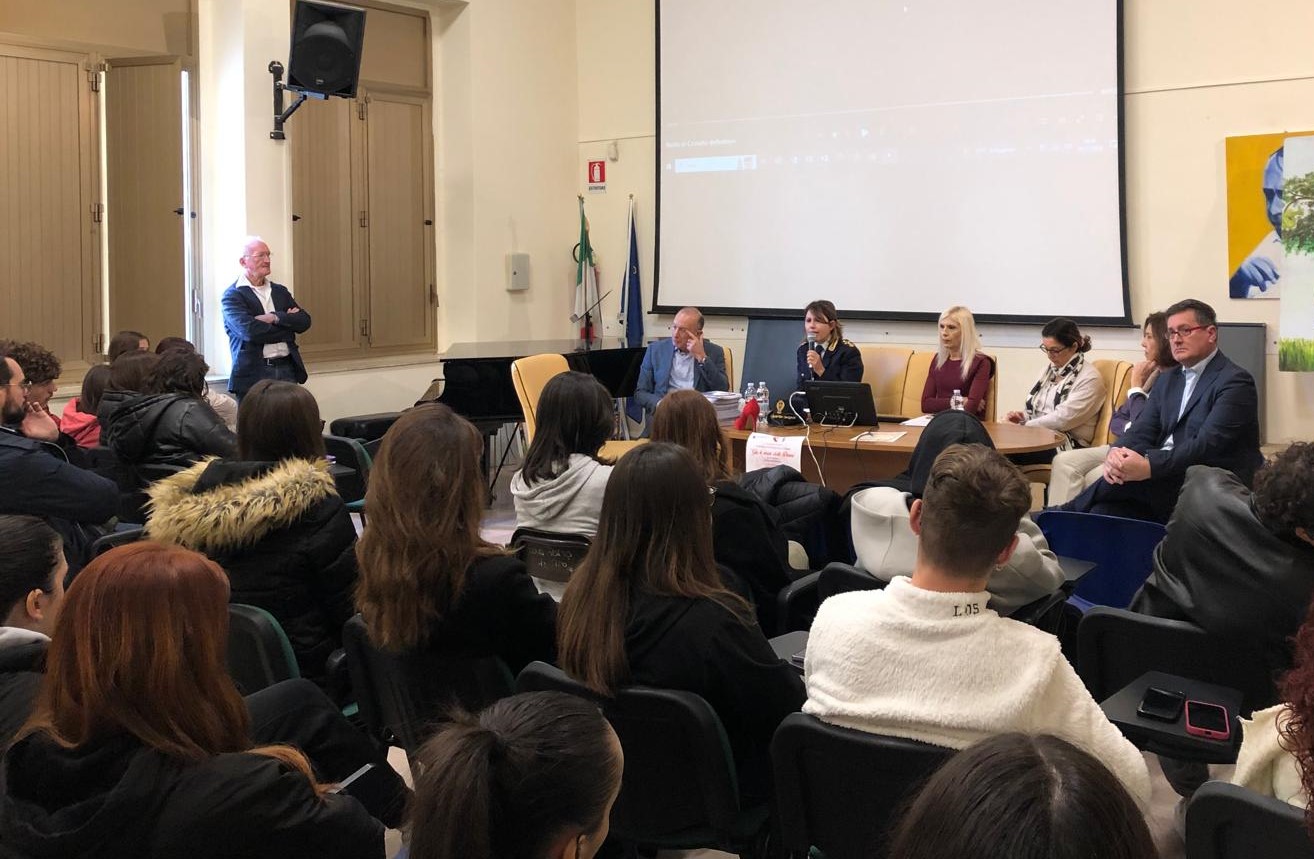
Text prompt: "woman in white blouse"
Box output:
[[1005, 318, 1106, 465]]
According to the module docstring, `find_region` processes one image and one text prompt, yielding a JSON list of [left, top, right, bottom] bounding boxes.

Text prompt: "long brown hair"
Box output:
[[355, 404, 503, 650], [20, 542, 315, 780], [237, 379, 326, 462], [557, 443, 748, 696], [520, 371, 614, 485], [649, 389, 730, 485]]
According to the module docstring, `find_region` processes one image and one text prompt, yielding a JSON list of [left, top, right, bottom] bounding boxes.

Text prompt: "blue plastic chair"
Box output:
[[1032, 510, 1166, 612]]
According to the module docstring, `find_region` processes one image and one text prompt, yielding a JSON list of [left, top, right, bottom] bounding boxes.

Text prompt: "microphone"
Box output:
[[806, 332, 819, 379], [570, 289, 613, 324]]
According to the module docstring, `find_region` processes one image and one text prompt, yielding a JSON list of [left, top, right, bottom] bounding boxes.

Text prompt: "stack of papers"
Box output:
[[704, 391, 744, 424]]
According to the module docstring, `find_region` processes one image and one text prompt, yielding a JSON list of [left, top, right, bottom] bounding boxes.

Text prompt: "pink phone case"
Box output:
[[1184, 700, 1230, 741]]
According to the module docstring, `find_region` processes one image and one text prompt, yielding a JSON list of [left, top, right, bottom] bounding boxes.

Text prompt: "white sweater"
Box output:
[[1234, 704, 1308, 809], [510, 454, 612, 536], [803, 577, 1152, 807]]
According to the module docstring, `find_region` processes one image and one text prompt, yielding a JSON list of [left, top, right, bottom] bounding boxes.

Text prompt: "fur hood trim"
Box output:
[[146, 458, 339, 553]]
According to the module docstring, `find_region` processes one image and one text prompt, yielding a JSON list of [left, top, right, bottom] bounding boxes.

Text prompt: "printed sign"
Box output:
[[745, 432, 805, 472]]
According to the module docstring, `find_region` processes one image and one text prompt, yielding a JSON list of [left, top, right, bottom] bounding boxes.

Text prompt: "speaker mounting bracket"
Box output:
[[268, 61, 326, 140]]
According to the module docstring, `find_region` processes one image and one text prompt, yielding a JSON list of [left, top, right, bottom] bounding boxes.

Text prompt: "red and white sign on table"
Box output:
[[587, 160, 606, 193]]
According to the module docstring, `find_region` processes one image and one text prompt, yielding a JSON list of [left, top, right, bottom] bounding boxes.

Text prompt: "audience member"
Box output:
[[222, 236, 311, 400], [58, 364, 111, 448], [1235, 593, 1314, 823], [634, 306, 729, 430], [106, 329, 149, 362], [804, 444, 1150, 805], [145, 380, 357, 690], [797, 299, 864, 387], [849, 411, 1064, 615], [1005, 318, 1106, 463], [651, 389, 796, 629], [1049, 312, 1176, 504], [0, 354, 117, 572], [557, 442, 805, 801], [0, 517, 65, 742], [0, 340, 88, 464], [355, 404, 556, 673], [511, 371, 615, 537], [409, 692, 623, 859], [920, 305, 993, 419], [102, 349, 236, 485], [97, 350, 160, 425], [1060, 299, 1263, 522], [155, 336, 240, 431], [0, 542, 386, 857], [887, 733, 1158, 859]]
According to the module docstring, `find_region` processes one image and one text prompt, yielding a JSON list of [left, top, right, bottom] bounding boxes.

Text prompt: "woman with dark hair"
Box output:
[[0, 516, 65, 742], [355, 403, 556, 673], [153, 336, 239, 431], [887, 733, 1157, 859], [410, 691, 623, 859], [1005, 317, 1106, 463], [57, 364, 111, 449], [0, 542, 384, 857], [796, 299, 864, 387], [848, 411, 1064, 615], [102, 349, 236, 485], [557, 442, 804, 802], [106, 329, 149, 362], [1048, 312, 1176, 503], [510, 371, 615, 537], [145, 380, 356, 690], [650, 389, 796, 629]]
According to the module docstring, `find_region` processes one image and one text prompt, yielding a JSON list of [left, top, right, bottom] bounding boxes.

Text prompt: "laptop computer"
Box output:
[[803, 380, 880, 426]]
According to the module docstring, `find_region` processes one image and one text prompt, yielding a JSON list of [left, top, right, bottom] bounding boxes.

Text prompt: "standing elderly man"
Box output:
[[221, 237, 312, 400], [633, 306, 729, 429]]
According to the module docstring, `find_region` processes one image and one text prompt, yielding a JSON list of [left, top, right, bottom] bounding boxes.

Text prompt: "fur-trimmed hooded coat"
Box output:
[[146, 458, 359, 687]]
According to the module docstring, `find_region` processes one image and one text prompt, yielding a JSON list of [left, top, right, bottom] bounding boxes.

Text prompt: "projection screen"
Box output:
[[655, 0, 1129, 324]]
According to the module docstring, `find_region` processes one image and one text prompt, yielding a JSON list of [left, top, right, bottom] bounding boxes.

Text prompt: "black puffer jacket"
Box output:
[[0, 732, 383, 858], [739, 465, 842, 562], [102, 393, 236, 485], [146, 459, 358, 689], [0, 632, 45, 745]]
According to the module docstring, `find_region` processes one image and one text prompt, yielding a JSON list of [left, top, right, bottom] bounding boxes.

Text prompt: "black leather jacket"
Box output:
[[102, 393, 236, 485]]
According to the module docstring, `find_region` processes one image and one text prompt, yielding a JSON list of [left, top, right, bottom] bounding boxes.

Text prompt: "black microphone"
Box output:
[[570, 289, 612, 324]]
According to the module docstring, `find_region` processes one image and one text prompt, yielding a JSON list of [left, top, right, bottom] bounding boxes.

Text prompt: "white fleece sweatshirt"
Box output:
[[803, 577, 1152, 807]]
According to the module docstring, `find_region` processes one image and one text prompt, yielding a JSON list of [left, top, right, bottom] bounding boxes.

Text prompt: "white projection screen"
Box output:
[[655, 0, 1130, 324]]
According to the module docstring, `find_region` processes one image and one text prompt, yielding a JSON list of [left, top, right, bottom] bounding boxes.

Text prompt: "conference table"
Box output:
[[721, 421, 1062, 494]]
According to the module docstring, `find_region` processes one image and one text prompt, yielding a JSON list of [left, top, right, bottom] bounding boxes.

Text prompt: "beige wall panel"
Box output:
[[291, 95, 359, 354], [0, 0, 192, 57], [106, 58, 185, 346], [0, 46, 96, 369], [359, 6, 428, 91], [366, 95, 432, 349]]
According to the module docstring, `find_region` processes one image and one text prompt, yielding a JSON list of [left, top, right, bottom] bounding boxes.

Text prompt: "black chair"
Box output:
[[342, 614, 514, 757], [509, 528, 591, 584], [322, 434, 372, 510], [772, 712, 953, 859], [89, 526, 146, 557], [776, 570, 821, 634], [516, 661, 771, 858], [227, 603, 299, 695], [1185, 781, 1314, 858], [1008, 583, 1074, 632], [1077, 607, 1278, 717], [817, 561, 885, 602]]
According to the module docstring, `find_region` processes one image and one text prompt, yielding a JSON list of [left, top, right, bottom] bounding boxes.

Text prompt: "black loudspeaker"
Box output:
[[287, 1, 367, 98]]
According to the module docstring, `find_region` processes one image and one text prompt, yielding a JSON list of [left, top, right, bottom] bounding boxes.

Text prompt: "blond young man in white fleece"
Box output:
[[804, 444, 1152, 807]]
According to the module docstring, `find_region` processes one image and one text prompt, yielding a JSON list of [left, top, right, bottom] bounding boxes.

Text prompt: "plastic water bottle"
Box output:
[[950, 389, 964, 411], [755, 382, 770, 430], [743, 382, 756, 408]]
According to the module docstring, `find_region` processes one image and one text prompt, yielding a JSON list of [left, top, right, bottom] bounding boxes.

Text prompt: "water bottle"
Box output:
[[743, 382, 756, 409], [950, 389, 964, 411], [755, 382, 770, 430]]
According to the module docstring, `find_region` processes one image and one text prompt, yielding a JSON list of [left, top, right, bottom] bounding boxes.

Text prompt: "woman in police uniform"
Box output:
[[796, 300, 864, 388]]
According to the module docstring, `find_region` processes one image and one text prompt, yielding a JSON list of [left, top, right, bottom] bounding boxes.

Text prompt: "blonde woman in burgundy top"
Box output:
[[921, 306, 993, 419]]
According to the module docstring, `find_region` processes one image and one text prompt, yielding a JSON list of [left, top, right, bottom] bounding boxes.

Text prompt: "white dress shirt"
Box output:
[[238, 274, 290, 360]]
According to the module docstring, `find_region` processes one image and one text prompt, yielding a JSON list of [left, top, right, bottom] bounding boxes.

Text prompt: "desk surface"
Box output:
[[1101, 671, 1243, 764], [723, 421, 1061, 455]]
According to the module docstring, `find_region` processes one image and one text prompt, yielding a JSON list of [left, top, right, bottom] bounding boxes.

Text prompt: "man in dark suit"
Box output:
[[1060, 298, 1262, 522], [221, 237, 312, 400], [633, 306, 729, 428]]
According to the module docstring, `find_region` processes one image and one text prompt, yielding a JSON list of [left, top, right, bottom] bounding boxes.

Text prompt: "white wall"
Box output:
[[573, 0, 1314, 443]]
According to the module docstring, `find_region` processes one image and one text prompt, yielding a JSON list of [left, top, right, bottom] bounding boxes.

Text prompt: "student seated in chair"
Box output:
[[804, 444, 1151, 806]]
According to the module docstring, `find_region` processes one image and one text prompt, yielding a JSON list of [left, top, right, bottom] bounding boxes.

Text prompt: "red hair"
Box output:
[[1279, 596, 1314, 836], [22, 543, 311, 782]]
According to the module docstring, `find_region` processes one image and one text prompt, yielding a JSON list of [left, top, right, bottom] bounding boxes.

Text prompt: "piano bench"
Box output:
[[329, 413, 403, 442]]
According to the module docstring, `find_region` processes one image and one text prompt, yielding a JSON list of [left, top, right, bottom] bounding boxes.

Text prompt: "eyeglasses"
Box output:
[[1038, 344, 1068, 356], [1166, 325, 1208, 340], [3, 380, 32, 391], [708, 486, 717, 507], [247, 252, 272, 260]]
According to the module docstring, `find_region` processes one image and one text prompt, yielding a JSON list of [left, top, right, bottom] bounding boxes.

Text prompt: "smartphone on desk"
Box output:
[[1184, 700, 1231, 741], [1137, 686, 1185, 723]]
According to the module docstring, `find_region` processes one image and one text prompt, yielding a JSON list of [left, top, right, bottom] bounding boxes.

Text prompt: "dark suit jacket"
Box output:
[[221, 281, 312, 395], [1111, 349, 1262, 486], [634, 338, 729, 412]]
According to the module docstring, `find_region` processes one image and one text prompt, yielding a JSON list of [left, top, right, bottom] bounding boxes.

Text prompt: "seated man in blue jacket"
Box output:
[[633, 306, 729, 430], [1060, 298, 1263, 522]]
